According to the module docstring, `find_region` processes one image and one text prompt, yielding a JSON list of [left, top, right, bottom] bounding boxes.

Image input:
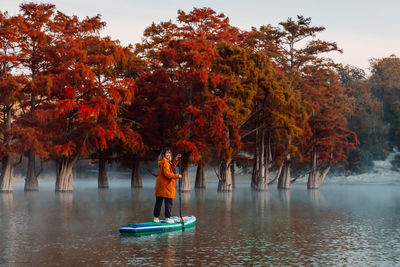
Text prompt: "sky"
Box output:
[[3, 0, 400, 71]]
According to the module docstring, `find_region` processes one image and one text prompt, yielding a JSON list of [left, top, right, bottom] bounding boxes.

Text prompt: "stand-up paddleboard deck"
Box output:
[[119, 216, 196, 236]]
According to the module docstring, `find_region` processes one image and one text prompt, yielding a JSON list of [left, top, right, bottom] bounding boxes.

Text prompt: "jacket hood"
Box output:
[[158, 158, 170, 166]]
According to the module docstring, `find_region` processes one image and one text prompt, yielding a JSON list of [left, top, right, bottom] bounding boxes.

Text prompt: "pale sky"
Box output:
[[3, 0, 400, 71]]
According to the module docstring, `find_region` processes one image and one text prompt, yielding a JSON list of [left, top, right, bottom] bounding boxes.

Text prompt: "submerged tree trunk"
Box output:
[[180, 156, 191, 192], [278, 156, 291, 189], [25, 150, 39, 191], [0, 107, 13, 192], [56, 157, 76, 192], [251, 160, 257, 189], [0, 155, 14, 192], [307, 148, 331, 189], [268, 164, 284, 186], [131, 156, 142, 188], [25, 92, 39, 191], [181, 164, 191, 192], [195, 164, 205, 188], [218, 160, 233, 192], [231, 161, 235, 189], [98, 151, 109, 188], [251, 121, 261, 189], [252, 130, 274, 191]]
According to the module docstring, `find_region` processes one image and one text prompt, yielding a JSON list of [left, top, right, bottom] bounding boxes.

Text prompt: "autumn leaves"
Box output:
[[0, 5, 357, 192]]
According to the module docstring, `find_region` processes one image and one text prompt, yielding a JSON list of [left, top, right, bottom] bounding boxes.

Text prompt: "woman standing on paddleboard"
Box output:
[[153, 147, 182, 223]]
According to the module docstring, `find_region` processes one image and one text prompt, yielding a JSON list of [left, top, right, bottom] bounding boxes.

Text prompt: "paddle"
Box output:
[[178, 157, 185, 231]]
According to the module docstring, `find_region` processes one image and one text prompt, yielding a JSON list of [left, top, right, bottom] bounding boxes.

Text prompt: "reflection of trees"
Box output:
[[1, 193, 16, 263], [217, 192, 233, 212], [131, 188, 142, 202], [56, 192, 74, 233], [251, 191, 270, 217], [307, 189, 326, 206], [56, 192, 73, 212], [160, 233, 178, 266], [97, 188, 109, 202], [1, 191, 13, 209], [182, 192, 190, 206], [194, 188, 205, 201], [278, 189, 291, 207]]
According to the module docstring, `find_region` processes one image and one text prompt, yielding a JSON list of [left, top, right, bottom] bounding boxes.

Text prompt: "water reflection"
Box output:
[[56, 192, 73, 211], [307, 189, 326, 206], [194, 188, 205, 201], [0, 192, 13, 209], [217, 191, 233, 211], [251, 190, 270, 216], [277, 189, 291, 206], [130, 188, 142, 202], [97, 188, 109, 201], [1, 182, 400, 266], [181, 192, 191, 206], [0, 192, 15, 265]]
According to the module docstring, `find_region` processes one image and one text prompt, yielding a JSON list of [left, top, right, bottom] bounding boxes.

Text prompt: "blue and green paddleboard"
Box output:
[[119, 216, 196, 236]]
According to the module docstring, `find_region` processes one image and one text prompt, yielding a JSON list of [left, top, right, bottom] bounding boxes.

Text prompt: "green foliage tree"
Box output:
[[338, 64, 386, 173]]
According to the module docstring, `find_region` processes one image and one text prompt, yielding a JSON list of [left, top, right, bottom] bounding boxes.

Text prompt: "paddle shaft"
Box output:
[[178, 158, 184, 231]]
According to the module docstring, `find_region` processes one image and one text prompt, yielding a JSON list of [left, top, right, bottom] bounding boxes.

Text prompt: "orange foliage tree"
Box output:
[[0, 11, 26, 191], [121, 68, 184, 188], [84, 37, 144, 189], [32, 10, 139, 191], [299, 65, 358, 188], [214, 43, 304, 190], [11, 3, 59, 191], [134, 8, 241, 191]]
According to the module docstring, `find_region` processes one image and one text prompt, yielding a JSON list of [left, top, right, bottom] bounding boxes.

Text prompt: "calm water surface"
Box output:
[[1, 180, 400, 266]]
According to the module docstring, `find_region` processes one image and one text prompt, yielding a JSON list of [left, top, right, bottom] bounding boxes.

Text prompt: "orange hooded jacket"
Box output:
[[155, 158, 180, 199]]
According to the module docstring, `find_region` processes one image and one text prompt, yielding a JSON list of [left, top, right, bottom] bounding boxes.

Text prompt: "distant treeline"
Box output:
[[0, 4, 397, 192]]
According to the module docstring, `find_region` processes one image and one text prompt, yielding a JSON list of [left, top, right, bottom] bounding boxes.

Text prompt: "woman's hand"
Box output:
[[178, 174, 182, 178], [174, 154, 181, 161]]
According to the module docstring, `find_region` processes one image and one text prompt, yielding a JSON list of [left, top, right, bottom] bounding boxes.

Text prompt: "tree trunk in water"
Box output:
[[0, 155, 14, 192], [252, 130, 272, 191], [131, 156, 142, 188], [251, 160, 257, 189], [231, 161, 235, 189], [0, 107, 13, 192], [251, 121, 261, 189], [98, 152, 109, 188], [218, 160, 233, 192], [56, 157, 75, 192], [26, 92, 39, 191], [195, 164, 205, 188], [278, 157, 291, 189], [181, 163, 191, 192], [307, 148, 331, 189], [268, 164, 283, 186], [307, 147, 318, 189], [25, 150, 39, 191]]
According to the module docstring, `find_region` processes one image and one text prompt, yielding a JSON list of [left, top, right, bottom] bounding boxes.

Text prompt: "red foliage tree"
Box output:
[[0, 11, 26, 191], [170, 8, 241, 191], [134, 8, 241, 191], [31, 10, 139, 191], [120, 67, 183, 187], [11, 3, 59, 191], [84, 37, 144, 188], [299, 65, 358, 188]]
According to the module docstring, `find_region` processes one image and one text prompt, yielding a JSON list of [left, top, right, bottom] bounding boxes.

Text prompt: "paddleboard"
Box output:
[[119, 216, 196, 236]]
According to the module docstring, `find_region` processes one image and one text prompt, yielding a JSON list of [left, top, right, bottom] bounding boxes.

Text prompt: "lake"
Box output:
[[1, 180, 400, 266]]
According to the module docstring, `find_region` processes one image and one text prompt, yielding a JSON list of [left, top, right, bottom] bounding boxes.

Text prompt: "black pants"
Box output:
[[153, 197, 173, 218]]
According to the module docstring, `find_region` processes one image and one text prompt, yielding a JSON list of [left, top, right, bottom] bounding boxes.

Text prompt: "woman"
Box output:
[[153, 147, 182, 223]]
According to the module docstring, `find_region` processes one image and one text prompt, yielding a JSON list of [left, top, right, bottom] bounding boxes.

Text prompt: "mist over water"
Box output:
[[1, 155, 400, 266]]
